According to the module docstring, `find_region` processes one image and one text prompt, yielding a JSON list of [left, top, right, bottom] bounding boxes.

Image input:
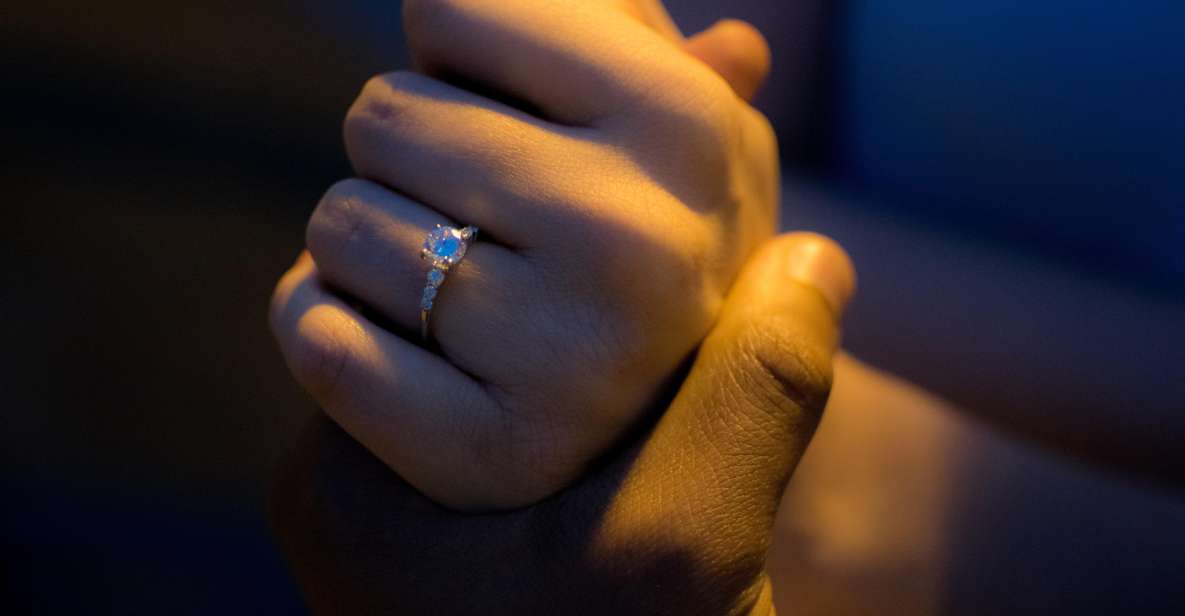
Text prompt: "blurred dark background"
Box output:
[[3, 1, 1183, 613]]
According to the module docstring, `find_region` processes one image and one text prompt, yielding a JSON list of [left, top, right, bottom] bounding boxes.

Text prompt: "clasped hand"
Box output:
[[269, 1, 854, 614]]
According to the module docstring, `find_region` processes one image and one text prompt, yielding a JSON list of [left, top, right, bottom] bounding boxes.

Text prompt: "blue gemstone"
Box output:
[[424, 226, 470, 267], [436, 235, 460, 257]]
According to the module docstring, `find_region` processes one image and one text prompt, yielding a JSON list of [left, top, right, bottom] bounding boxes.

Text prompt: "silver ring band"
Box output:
[[419, 224, 478, 342]]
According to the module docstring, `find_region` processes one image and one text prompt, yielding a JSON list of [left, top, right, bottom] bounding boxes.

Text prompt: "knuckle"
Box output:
[[655, 222, 713, 296], [632, 218, 715, 319], [735, 314, 834, 417], [343, 72, 419, 153], [306, 179, 371, 261], [343, 75, 387, 140], [286, 307, 355, 406], [657, 70, 740, 162]]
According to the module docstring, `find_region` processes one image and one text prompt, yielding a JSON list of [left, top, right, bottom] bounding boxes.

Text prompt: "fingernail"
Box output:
[[783, 233, 856, 317]]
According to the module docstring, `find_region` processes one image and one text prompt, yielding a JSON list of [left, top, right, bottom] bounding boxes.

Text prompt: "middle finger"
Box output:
[[344, 71, 602, 248]]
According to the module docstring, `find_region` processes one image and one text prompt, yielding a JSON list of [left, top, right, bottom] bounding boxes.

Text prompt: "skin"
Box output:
[[268, 1, 1185, 612], [272, 233, 854, 616], [269, 3, 861, 612], [270, 0, 783, 510], [771, 353, 1185, 614]]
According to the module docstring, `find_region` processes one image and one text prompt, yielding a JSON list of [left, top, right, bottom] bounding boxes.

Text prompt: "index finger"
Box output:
[[403, 0, 725, 126]]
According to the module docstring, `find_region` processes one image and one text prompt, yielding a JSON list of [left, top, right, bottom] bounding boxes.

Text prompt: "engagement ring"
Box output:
[[419, 224, 478, 342]]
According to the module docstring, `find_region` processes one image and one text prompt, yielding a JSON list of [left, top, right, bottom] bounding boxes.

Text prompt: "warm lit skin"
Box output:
[[273, 234, 853, 616], [270, 0, 786, 510], [267, 1, 1185, 613], [268, 0, 862, 612]]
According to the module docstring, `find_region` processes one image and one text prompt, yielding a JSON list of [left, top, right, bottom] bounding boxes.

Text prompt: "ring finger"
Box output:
[[306, 178, 533, 366]]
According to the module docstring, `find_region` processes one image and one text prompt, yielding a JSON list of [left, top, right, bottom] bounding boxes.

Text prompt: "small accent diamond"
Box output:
[[427, 269, 445, 286]]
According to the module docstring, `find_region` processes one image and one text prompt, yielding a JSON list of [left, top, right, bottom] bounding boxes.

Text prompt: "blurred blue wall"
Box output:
[[833, 1, 1185, 283]]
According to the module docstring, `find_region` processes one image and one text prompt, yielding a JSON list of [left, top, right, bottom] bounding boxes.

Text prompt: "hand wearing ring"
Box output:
[[271, 0, 785, 511]]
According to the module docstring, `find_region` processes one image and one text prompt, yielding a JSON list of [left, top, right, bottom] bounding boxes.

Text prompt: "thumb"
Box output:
[[613, 4, 770, 101], [623, 232, 854, 544], [682, 19, 772, 101]]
